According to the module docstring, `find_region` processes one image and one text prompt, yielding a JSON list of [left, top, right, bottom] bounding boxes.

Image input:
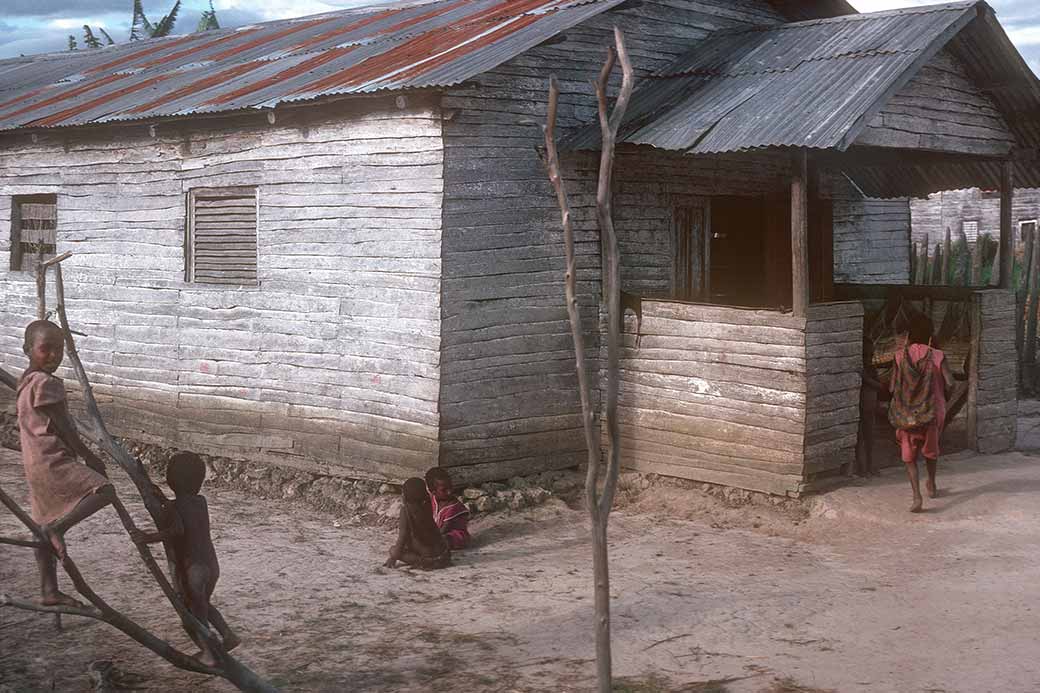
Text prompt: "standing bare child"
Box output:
[[131, 452, 238, 664], [17, 320, 116, 606]]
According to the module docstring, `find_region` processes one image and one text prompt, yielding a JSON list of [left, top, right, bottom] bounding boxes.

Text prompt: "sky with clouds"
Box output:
[[0, 0, 1037, 75]]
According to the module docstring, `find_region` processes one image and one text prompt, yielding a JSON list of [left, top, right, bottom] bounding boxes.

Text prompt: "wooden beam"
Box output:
[[834, 283, 976, 302], [1000, 161, 1015, 290], [816, 146, 1038, 171], [791, 149, 809, 317]]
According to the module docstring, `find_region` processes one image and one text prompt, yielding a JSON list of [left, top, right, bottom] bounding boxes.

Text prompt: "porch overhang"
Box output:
[[563, 0, 1040, 199]]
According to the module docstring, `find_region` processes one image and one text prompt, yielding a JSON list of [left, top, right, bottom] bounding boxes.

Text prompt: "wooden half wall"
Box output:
[[970, 290, 1018, 452], [606, 300, 862, 496]]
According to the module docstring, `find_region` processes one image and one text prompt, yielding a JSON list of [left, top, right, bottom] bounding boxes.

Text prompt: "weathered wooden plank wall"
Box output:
[[607, 300, 812, 496], [607, 300, 863, 496], [970, 290, 1018, 453], [803, 302, 864, 489], [0, 100, 446, 481], [911, 187, 1040, 247], [831, 177, 911, 284], [855, 51, 1014, 156], [437, 0, 792, 481]]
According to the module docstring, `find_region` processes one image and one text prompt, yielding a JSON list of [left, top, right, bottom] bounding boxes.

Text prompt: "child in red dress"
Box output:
[[425, 467, 470, 550], [17, 320, 116, 606]]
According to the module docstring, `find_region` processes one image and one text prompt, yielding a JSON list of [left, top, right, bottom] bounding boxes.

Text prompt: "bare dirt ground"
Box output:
[[3, 446, 1040, 693]]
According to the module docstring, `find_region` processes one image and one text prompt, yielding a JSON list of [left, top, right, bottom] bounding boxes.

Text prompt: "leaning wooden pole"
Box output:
[[543, 26, 633, 693], [0, 256, 279, 692], [49, 261, 278, 693]]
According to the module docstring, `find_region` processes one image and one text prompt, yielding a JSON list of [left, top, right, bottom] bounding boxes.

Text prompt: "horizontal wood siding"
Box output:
[[970, 290, 1018, 453], [832, 177, 911, 284], [855, 51, 1015, 156], [803, 302, 864, 488], [0, 102, 445, 481], [609, 300, 809, 496], [438, 0, 791, 482], [911, 187, 1040, 247]]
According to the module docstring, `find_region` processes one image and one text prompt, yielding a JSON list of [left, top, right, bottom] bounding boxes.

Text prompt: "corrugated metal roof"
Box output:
[[0, 0, 624, 132], [566, 1, 987, 154]]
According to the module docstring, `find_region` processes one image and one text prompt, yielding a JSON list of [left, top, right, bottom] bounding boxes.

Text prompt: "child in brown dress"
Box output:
[[131, 452, 238, 665], [17, 320, 116, 606], [384, 477, 451, 570]]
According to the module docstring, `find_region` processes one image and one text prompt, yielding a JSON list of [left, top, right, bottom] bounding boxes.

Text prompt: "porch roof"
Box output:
[[564, 1, 1040, 197]]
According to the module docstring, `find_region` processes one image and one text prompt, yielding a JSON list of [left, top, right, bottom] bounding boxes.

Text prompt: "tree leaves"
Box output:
[[151, 0, 182, 39]]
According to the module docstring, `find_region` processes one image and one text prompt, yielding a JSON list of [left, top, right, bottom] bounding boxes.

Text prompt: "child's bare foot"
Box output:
[[910, 495, 924, 513], [926, 480, 938, 498], [193, 649, 219, 667], [222, 631, 241, 652], [40, 590, 83, 608], [41, 525, 67, 560]]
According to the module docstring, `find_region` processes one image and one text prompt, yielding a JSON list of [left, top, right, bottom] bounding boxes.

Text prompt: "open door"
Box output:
[[673, 201, 709, 301]]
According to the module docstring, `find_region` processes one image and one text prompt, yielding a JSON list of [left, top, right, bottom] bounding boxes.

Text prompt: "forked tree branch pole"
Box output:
[[0, 256, 280, 693], [542, 26, 634, 693]]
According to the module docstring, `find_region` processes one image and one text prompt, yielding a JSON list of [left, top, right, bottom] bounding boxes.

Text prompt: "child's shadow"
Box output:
[[456, 517, 583, 565], [928, 478, 1040, 513]]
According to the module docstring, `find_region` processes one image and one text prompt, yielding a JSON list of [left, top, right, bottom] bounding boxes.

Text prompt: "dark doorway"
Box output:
[[709, 196, 766, 307]]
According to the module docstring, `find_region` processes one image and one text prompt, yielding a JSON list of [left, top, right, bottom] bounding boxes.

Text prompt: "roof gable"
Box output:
[[566, 2, 987, 154], [0, 0, 625, 132]]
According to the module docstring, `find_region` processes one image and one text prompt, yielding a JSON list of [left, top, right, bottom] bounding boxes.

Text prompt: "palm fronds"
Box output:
[[151, 0, 182, 38], [197, 0, 220, 32]]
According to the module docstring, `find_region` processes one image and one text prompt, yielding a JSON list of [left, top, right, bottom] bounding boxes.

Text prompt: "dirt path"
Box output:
[[3, 448, 1040, 692]]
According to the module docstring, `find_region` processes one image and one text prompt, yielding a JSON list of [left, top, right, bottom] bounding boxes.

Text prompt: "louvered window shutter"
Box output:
[[187, 187, 258, 285], [10, 194, 57, 272]]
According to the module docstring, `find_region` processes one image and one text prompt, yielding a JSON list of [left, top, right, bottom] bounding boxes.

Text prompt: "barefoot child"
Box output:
[[385, 478, 451, 570], [17, 320, 117, 606], [889, 316, 954, 513], [425, 467, 470, 550], [131, 453, 238, 664]]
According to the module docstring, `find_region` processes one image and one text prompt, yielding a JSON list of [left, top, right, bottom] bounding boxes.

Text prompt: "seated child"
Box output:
[[17, 320, 117, 606], [385, 477, 450, 570], [425, 467, 470, 550], [132, 453, 238, 665]]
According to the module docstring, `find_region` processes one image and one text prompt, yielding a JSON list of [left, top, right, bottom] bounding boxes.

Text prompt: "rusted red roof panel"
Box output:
[[0, 0, 624, 131]]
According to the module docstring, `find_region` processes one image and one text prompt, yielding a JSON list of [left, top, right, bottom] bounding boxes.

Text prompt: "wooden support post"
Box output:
[[35, 248, 46, 320], [1018, 225, 1034, 357], [917, 234, 930, 286], [791, 149, 809, 317], [1000, 161, 1014, 290], [1026, 235, 1040, 366], [942, 228, 952, 285]]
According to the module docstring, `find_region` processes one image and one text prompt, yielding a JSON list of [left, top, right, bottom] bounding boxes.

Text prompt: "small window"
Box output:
[[10, 194, 57, 271], [961, 220, 979, 240], [1022, 220, 1038, 243], [186, 187, 258, 285]]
